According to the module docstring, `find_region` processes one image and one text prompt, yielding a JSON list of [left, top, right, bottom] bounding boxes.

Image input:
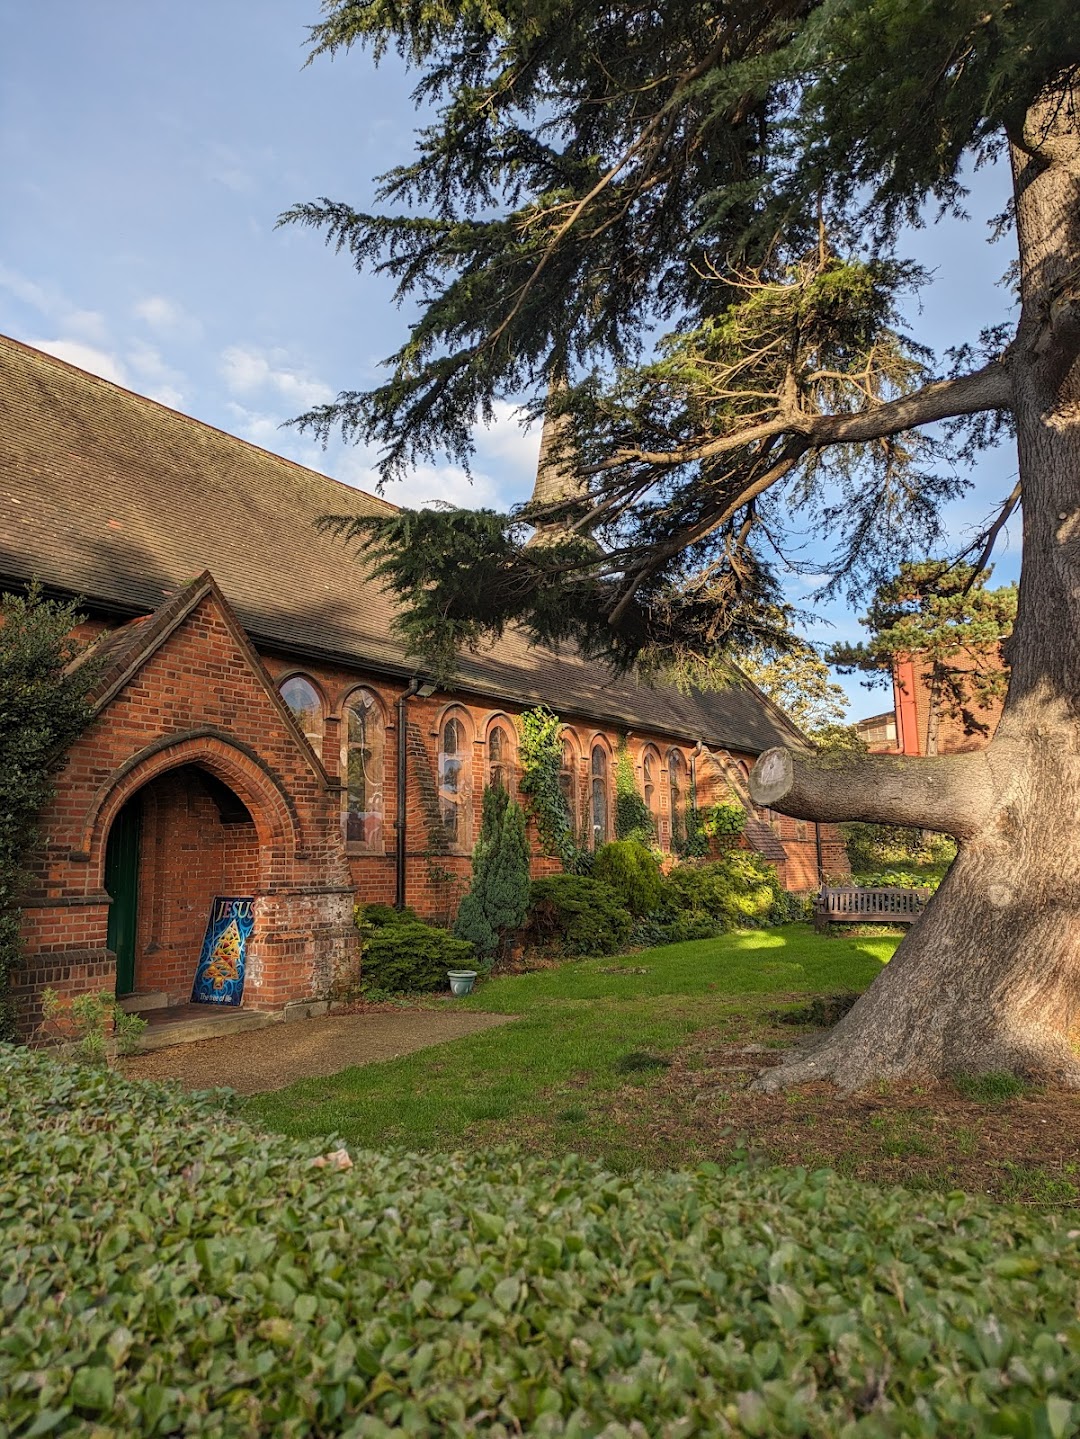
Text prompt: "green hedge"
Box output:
[[526, 874, 633, 955], [357, 907, 475, 992], [4, 1046, 1080, 1436]]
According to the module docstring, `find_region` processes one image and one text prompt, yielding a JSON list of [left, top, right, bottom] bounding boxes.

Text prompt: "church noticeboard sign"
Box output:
[[191, 897, 254, 1006]]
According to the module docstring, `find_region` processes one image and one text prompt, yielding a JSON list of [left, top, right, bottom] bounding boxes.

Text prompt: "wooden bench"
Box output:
[[814, 886, 930, 932]]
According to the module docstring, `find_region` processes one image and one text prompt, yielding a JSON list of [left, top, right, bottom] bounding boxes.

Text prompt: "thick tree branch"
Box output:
[[591, 360, 1014, 472], [750, 745, 996, 839]]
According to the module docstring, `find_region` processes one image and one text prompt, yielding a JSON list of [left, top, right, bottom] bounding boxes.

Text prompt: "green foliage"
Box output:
[[8, 1045, 1080, 1435], [613, 742, 652, 842], [828, 562, 1018, 744], [661, 853, 786, 930], [37, 988, 146, 1063], [737, 641, 849, 735], [855, 870, 945, 894], [699, 802, 746, 838], [358, 902, 419, 928], [454, 785, 531, 964], [0, 586, 99, 1041], [526, 874, 633, 956], [843, 821, 957, 873], [360, 915, 475, 993], [282, 4, 1076, 676], [516, 705, 587, 871], [592, 840, 663, 918], [630, 910, 724, 948]]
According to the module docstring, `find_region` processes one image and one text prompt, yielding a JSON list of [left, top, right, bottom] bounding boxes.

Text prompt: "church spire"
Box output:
[[525, 377, 591, 548]]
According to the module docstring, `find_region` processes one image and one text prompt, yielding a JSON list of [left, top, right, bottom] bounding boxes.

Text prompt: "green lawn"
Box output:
[[246, 924, 894, 1160]]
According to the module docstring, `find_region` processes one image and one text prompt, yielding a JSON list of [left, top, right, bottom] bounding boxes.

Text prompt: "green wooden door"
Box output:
[[105, 796, 142, 997]]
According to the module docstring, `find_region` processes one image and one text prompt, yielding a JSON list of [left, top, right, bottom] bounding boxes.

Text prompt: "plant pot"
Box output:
[[447, 969, 478, 997]]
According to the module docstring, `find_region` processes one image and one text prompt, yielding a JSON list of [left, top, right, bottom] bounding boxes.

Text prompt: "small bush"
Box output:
[[855, 868, 943, 893], [6, 1045, 1080, 1436], [592, 839, 663, 917], [37, 988, 146, 1062], [360, 918, 475, 993], [661, 852, 782, 929], [526, 874, 633, 956]]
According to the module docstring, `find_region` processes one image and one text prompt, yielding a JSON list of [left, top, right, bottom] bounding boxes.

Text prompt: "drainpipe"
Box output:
[[395, 677, 423, 910]]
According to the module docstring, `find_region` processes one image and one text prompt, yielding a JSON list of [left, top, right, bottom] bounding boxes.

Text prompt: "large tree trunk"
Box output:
[[751, 86, 1080, 1091]]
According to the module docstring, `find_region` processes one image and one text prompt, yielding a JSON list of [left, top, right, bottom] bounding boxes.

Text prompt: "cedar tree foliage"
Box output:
[[285, 0, 1073, 680], [288, 2, 1080, 1089]]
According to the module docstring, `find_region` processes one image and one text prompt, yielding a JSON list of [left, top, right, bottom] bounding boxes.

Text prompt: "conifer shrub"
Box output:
[[526, 874, 633, 956], [592, 839, 663, 917], [359, 917, 474, 993], [5, 1044, 1080, 1436], [454, 785, 531, 965]]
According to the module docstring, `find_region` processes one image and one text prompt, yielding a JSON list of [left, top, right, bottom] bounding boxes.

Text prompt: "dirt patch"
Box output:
[[602, 1024, 1080, 1204], [119, 1009, 515, 1095]]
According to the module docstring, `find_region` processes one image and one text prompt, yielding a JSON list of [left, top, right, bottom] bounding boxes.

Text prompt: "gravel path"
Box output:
[[118, 1009, 515, 1095]]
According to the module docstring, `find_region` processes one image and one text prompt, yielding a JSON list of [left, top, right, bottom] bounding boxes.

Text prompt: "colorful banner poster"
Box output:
[[190, 897, 254, 1006]]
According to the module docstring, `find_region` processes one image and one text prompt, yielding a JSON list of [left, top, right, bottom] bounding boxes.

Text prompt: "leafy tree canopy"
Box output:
[[737, 640, 849, 735], [289, 0, 1077, 677]]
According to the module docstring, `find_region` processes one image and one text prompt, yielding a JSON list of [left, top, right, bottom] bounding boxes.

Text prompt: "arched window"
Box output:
[[559, 737, 578, 830], [279, 675, 322, 744], [439, 715, 470, 846], [590, 744, 610, 848], [487, 721, 515, 793], [342, 689, 384, 848], [642, 746, 662, 836], [668, 749, 687, 849]]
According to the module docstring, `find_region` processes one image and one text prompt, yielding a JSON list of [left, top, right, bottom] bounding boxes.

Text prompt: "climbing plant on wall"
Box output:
[[614, 741, 653, 844], [517, 705, 587, 872], [0, 586, 100, 1041]]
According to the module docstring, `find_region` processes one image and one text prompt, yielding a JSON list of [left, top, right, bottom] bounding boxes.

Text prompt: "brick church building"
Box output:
[[0, 335, 846, 1033]]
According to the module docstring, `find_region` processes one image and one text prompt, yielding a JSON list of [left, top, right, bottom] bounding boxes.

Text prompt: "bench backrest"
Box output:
[[817, 886, 929, 917]]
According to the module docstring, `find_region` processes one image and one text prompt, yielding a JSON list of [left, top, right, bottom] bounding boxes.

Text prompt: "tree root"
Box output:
[[751, 1026, 1080, 1094]]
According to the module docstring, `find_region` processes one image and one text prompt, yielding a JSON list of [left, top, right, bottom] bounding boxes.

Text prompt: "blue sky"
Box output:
[[0, 3, 1021, 719]]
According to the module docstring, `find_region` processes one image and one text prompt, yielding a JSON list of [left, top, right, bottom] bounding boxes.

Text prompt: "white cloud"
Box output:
[[134, 294, 200, 338], [29, 338, 128, 385], [220, 344, 334, 410], [0, 264, 107, 342], [334, 449, 503, 511]]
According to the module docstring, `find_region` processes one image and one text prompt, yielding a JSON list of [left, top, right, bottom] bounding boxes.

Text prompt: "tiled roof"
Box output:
[[0, 333, 804, 753]]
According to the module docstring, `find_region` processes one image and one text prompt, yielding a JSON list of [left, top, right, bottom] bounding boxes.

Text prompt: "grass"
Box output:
[[246, 925, 893, 1155]]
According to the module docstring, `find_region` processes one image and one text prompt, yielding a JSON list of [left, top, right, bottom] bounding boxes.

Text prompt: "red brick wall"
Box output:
[[15, 586, 358, 1034]]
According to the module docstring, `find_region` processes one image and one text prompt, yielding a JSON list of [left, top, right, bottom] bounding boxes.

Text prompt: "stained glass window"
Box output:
[[559, 738, 578, 828], [590, 744, 609, 848], [342, 689, 384, 848], [279, 675, 322, 744], [642, 747, 661, 833], [440, 716, 470, 846], [668, 749, 686, 849], [488, 723, 514, 793]]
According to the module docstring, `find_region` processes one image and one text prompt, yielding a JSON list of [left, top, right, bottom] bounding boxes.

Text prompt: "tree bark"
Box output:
[[749, 83, 1080, 1092]]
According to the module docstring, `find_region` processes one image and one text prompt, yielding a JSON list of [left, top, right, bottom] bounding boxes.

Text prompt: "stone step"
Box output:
[[133, 1007, 280, 1052], [118, 990, 170, 1014]]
